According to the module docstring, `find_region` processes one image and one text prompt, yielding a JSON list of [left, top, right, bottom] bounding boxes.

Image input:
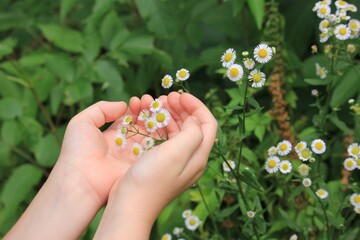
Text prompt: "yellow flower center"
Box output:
[[346, 160, 354, 167], [268, 159, 276, 168], [301, 149, 311, 159], [179, 70, 187, 78], [351, 146, 360, 155], [354, 195, 360, 203], [258, 49, 268, 58], [296, 143, 304, 151], [318, 189, 325, 196], [356, 159, 360, 167], [133, 147, 140, 156], [156, 113, 166, 123], [282, 164, 289, 171], [125, 116, 132, 123], [189, 218, 196, 226], [230, 67, 239, 77], [163, 77, 170, 86], [152, 101, 160, 109], [252, 73, 262, 83], [115, 137, 123, 146], [320, 7, 327, 14], [322, 21, 329, 28], [350, 22, 358, 30], [147, 121, 155, 129], [279, 143, 287, 151], [161, 236, 170, 240], [224, 53, 233, 62], [338, 0, 346, 6], [339, 27, 347, 35], [315, 142, 323, 150], [120, 127, 127, 134]]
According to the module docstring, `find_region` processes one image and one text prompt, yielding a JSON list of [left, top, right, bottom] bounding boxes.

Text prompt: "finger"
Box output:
[[72, 101, 127, 128], [167, 92, 187, 129], [140, 94, 154, 110], [129, 96, 141, 122]]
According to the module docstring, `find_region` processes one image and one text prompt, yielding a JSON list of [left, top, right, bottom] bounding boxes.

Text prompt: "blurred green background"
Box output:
[[0, 0, 360, 239]]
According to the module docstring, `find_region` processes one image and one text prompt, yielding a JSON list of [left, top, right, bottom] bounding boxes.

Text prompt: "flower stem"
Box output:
[[310, 187, 331, 240], [197, 185, 219, 235]]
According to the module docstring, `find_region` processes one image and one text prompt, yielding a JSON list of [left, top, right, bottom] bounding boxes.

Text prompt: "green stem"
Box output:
[[310, 187, 331, 240], [197, 185, 219, 235]]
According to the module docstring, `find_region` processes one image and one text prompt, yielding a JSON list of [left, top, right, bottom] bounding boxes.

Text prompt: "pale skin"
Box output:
[[4, 92, 218, 240]]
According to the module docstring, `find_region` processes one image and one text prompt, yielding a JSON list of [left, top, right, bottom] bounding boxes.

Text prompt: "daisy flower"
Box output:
[[319, 19, 330, 31], [122, 115, 133, 125], [320, 31, 330, 42], [221, 48, 236, 68], [277, 140, 292, 156], [289, 234, 298, 240], [344, 157, 357, 171], [349, 19, 360, 31], [311, 139, 326, 154], [176, 68, 190, 81], [144, 137, 155, 150], [350, 193, 360, 206], [114, 133, 126, 149], [150, 98, 163, 112], [295, 141, 307, 153], [226, 64, 243, 82], [131, 143, 144, 158], [185, 215, 201, 231], [298, 148, 313, 161], [298, 163, 311, 176], [153, 108, 171, 128], [161, 233, 172, 240], [354, 206, 360, 214], [247, 211, 256, 219], [335, 0, 348, 9], [223, 160, 236, 172], [265, 156, 280, 173], [302, 178, 312, 187], [117, 124, 128, 135], [279, 160, 292, 174], [315, 63, 328, 79], [316, 188, 329, 199], [161, 74, 173, 89], [145, 117, 157, 133], [172, 227, 183, 237], [248, 69, 266, 88], [348, 143, 360, 157], [317, 5, 331, 18], [182, 209, 192, 219], [267, 146, 278, 156], [347, 4, 357, 12], [253, 43, 273, 64], [138, 109, 150, 121], [243, 58, 255, 70], [334, 24, 351, 40]]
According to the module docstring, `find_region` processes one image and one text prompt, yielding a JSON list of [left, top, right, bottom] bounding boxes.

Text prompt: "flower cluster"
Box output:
[[182, 209, 201, 231], [313, 0, 360, 42], [343, 142, 360, 171], [220, 44, 274, 88], [161, 68, 190, 89], [114, 98, 171, 157]]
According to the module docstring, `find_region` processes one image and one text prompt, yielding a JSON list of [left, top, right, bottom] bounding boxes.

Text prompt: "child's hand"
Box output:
[[94, 92, 218, 239]]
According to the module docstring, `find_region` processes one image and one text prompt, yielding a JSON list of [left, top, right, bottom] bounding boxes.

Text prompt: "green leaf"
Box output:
[[329, 114, 353, 135], [83, 25, 102, 62], [232, 0, 246, 16], [50, 84, 64, 115], [64, 79, 93, 106], [95, 60, 124, 100], [247, 0, 265, 30], [34, 134, 60, 167], [1, 120, 22, 146], [0, 37, 17, 60], [100, 10, 124, 49], [238, 169, 263, 192], [304, 78, 331, 86], [0, 98, 23, 120], [121, 34, 154, 55], [20, 117, 43, 148], [0, 142, 11, 167], [46, 53, 75, 83], [88, 0, 116, 24], [60, 0, 78, 21], [39, 24, 84, 53]]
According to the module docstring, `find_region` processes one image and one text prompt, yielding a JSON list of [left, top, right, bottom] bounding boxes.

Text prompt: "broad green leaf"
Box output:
[[34, 134, 60, 167], [0, 98, 22, 120], [60, 0, 78, 21], [46, 53, 75, 83], [63, 80, 93, 106], [50, 84, 64, 115], [329, 114, 353, 135], [0, 142, 11, 167], [100, 10, 124, 49], [39, 24, 84, 53], [304, 78, 331, 86], [20, 117, 43, 149], [247, 0, 265, 30], [121, 34, 154, 55], [32, 68, 56, 101], [0, 38, 17, 60], [1, 120, 22, 146], [0, 72, 23, 98], [0, 12, 27, 31], [95, 60, 124, 101], [83, 25, 102, 62], [19, 51, 49, 68], [88, 0, 116, 24], [232, 0, 246, 16]]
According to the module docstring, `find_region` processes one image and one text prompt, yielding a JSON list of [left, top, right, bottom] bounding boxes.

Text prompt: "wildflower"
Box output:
[[243, 58, 255, 70], [248, 69, 266, 88], [320, 31, 330, 42], [117, 124, 128, 135], [161, 233, 172, 240], [348, 98, 355, 104], [348, 19, 360, 35], [161, 74, 173, 89], [182, 209, 192, 218], [298, 163, 311, 176], [247, 211, 256, 219], [317, 5, 331, 18], [319, 19, 330, 31], [350, 193, 360, 206], [150, 98, 163, 112], [344, 157, 357, 171], [176, 68, 190, 81], [223, 160, 236, 172], [144, 137, 155, 150], [221, 48, 236, 68], [311, 89, 319, 97], [311, 139, 326, 154], [122, 115, 133, 125], [289, 234, 298, 240], [334, 24, 351, 40], [226, 64, 243, 82], [354, 206, 360, 214], [311, 44, 318, 54], [153, 108, 171, 128], [131, 143, 144, 158], [267, 146, 278, 156], [335, 0, 348, 9], [172, 227, 183, 237], [295, 141, 307, 153], [138, 109, 150, 121], [279, 160, 292, 174], [302, 178, 312, 187], [298, 148, 313, 161], [347, 143, 360, 157], [242, 51, 249, 57], [253, 43, 273, 64], [114, 133, 126, 149], [265, 156, 280, 173], [316, 188, 329, 199], [315, 63, 328, 79], [277, 140, 292, 156], [347, 43, 357, 53], [145, 117, 158, 133], [347, 4, 357, 12], [185, 215, 201, 231]]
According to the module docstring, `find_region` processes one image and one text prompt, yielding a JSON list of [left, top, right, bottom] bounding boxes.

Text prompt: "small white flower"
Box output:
[[247, 211, 256, 218], [344, 157, 357, 171], [131, 143, 144, 158], [311, 89, 319, 97], [316, 188, 329, 199], [138, 109, 150, 121], [144, 137, 155, 150], [320, 31, 330, 43], [311, 139, 326, 154], [295, 141, 307, 153], [315, 63, 328, 79], [172, 227, 183, 237], [277, 140, 292, 156], [319, 19, 330, 31], [253, 43, 273, 64], [150, 98, 163, 112], [354, 206, 360, 214], [153, 108, 171, 128], [267, 146, 278, 156], [223, 160, 236, 172], [221, 48, 237, 68], [302, 178, 312, 187], [265, 156, 280, 173], [182, 209, 192, 219], [243, 58, 255, 70], [298, 148, 313, 162], [350, 193, 360, 207], [289, 234, 298, 240], [347, 143, 360, 157], [117, 124, 128, 135], [161, 74, 173, 89], [334, 24, 351, 40], [114, 133, 126, 149], [185, 215, 201, 231], [161, 233, 172, 240], [248, 69, 266, 88], [335, 0, 348, 9], [226, 64, 243, 82], [176, 68, 190, 81], [347, 4, 357, 12], [122, 115, 133, 125], [279, 160, 292, 174], [317, 5, 331, 18], [145, 117, 158, 133], [298, 163, 311, 177]]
